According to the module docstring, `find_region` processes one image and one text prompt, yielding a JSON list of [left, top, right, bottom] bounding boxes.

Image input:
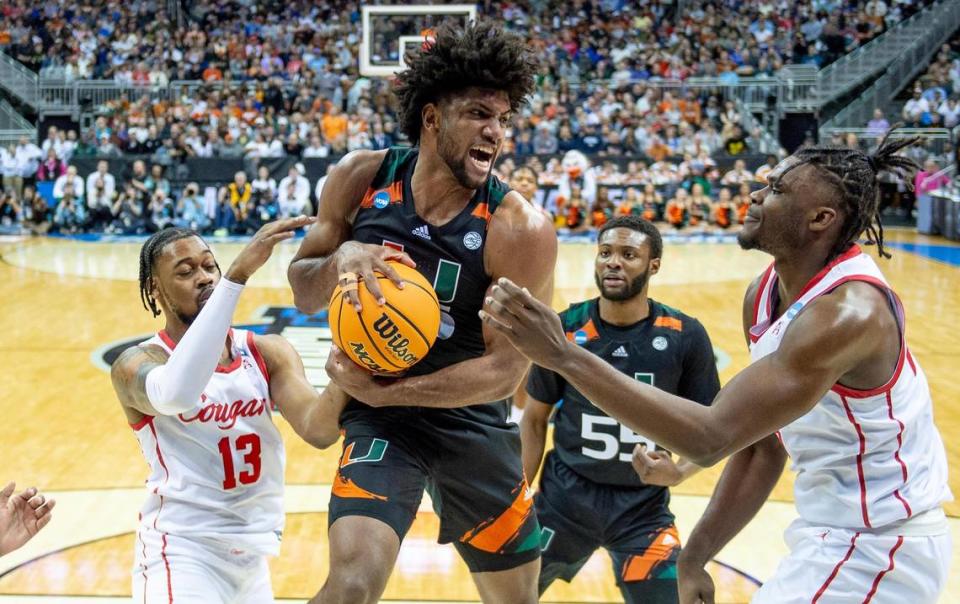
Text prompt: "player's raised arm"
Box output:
[[112, 216, 314, 420], [287, 150, 414, 314], [481, 276, 885, 467], [254, 333, 348, 449]]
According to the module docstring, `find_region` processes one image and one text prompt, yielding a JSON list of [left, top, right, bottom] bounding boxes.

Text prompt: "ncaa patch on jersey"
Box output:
[[652, 336, 668, 351], [574, 330, 589, 345], [373, 191, 391, 209], [463, 231, 482, 250]]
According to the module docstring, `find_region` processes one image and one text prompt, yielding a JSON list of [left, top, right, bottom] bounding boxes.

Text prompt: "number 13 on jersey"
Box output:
[[581, 372, 657, 461]]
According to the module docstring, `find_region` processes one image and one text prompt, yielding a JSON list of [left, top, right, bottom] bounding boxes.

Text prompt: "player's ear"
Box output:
[[422, 103, 440, 134], [648, 257, 661, 276], [809, 205, 839, 233]]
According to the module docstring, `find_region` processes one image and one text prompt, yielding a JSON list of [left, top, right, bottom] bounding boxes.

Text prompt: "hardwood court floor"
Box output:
[[0, 230, 956, 602]]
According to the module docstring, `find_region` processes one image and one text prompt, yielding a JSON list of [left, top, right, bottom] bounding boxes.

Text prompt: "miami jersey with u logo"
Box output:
[[350, 147, 508, 381]]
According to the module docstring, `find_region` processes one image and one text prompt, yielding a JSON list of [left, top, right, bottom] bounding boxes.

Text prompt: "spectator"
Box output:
[[937, 97, 960, 129], [721, 159, 755, 185], [107, 184, 147, 235], [0, 145, 16, 194], [146, 189, 175, 232], [0, 189, 22, 231], [666, 188, 690, 230], [53, 165, 84, 204], [144, 164, 171, 199], [13, 136, 42, 196], [902, 88, 931, 126], [723, 125, 749, 155], [714, 187, 736, 229], [251, 165, 278, 203], [216, 171, 252, 233], [53, 188, 87, 233], [36, 149, 67, 182], [303, 135, 331, 158], [85, 161, 116, 228], [175, 183, 211, 233], [277, 165, 311, 218], [370, 122, 393, 151], [21, 187, 51, 235], [866, 109, 891, 139]]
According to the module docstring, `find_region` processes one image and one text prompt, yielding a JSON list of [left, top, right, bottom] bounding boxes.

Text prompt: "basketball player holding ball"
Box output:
[[288, 22, 557, 604]]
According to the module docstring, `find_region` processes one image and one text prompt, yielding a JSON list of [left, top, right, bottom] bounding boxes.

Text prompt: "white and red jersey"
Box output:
[[131, 328, 285, 555], [749, 245, 951, 531]]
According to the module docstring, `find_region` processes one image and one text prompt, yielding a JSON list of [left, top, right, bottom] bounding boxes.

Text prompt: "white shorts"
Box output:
[[133, 529, 274, 604], [753, 520, 951, 604]]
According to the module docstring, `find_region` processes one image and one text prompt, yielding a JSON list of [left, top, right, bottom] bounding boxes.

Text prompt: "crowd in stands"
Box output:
[[0, 0, 947, 236]]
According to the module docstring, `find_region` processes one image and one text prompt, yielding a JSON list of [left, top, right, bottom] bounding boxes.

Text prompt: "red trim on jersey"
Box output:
[[752, 264, 775, 326], [840, 395, 872, 528], [886, 391, 913, 518], [806, 275, 908, 399], [862, 536, 903, 603], [246, 330, 270, 384], [161, 533, 173, 603], [130, 415, 154, 431], [794, 244, 862, 302], [812, 531, 860, 603], [906, 350, 917, 375], [158, 329, 243, 373], [137, 529, 148, 603]]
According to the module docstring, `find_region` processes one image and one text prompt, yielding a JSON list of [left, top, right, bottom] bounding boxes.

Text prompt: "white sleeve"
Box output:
[[145, 277, 244, 415]]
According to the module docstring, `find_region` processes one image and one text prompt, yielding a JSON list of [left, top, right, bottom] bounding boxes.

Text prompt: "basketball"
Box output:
[[329, 262, 441, 373]]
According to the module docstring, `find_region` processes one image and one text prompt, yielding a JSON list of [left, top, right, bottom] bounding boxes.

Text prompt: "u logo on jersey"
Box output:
[[339, 438, 389, 467]]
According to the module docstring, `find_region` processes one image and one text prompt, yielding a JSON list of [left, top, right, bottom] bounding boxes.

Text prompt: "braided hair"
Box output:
[[784, 128, 921, 260], [138, 227, 204, 317]]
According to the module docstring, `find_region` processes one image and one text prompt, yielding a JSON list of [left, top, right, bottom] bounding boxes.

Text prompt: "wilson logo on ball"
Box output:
[[330, 261, 441, 374]]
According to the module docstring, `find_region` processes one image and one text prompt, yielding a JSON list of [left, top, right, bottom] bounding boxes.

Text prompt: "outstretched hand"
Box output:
[[225, 215, 317, 284], [0, 482, 56, 556], [479, 277, 570, 371]]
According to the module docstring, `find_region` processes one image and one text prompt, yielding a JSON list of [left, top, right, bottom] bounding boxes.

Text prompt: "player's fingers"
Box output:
[[35, 511, 52, 531], [27, 493, 45, 509], [262, 215, 314, 236], [262, 230, 296, 246], [373, 257, 405, 289], [484, 295, 521, 322], [360, 267, 386, 306], [382, 249, 416, 269], [478, 309, 515, 337], [17, 486, 37, 501], [494, 277, 541, 308], [0, 482, 14, 502], [36, 498, 55, 518]]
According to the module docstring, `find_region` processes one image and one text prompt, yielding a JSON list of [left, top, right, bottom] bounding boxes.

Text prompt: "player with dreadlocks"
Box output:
[[289, 20, 556, 604], [112, 217, 348, 603], [480, 130, 952, 604]]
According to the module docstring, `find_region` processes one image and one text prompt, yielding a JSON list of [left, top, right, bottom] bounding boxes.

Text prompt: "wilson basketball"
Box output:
[[329, 261, 441, 373]]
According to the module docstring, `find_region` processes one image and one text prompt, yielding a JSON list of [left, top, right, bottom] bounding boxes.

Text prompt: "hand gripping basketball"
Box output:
[[225, 215, 316, 284], [334, 241, 416, 311], [329, 261, 441, 374]]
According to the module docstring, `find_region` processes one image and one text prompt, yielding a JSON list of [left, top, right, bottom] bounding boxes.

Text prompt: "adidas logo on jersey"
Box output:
[[612, 345, 629, 357], [412, 225, 431, 240]]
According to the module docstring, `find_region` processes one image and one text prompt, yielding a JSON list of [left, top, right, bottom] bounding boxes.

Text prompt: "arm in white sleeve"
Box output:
[[144, 277, 244, 414]]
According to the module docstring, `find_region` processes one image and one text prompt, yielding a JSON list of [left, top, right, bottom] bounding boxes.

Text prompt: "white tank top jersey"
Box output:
[[130, 328, 285, 555], [748, 245, 951, 531]]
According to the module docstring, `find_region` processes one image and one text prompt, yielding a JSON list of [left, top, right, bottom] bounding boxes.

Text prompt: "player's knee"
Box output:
[[317, 570, 381, 604]]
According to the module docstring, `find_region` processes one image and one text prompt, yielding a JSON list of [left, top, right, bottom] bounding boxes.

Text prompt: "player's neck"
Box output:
[[598, 293, 650, 326], [412, 150, 475, 217], [771, 248, 831, 306]]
